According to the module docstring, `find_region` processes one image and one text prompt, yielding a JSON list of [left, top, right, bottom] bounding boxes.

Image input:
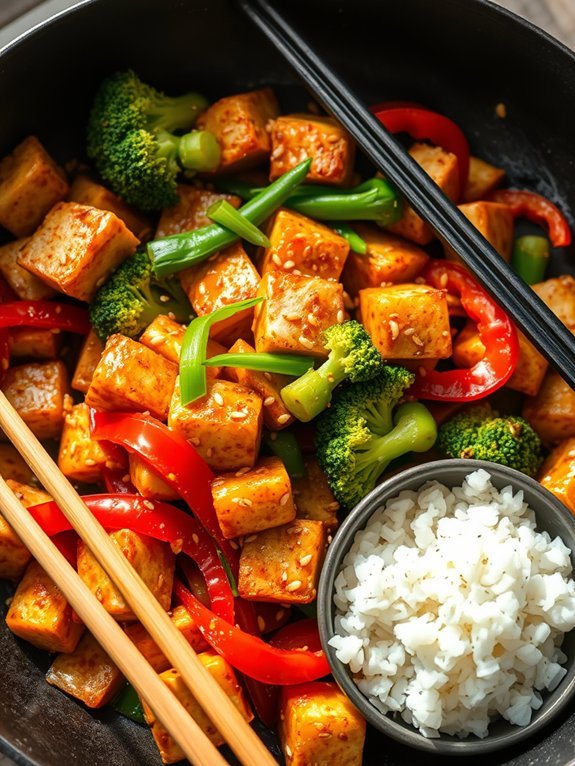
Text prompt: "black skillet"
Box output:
[[1, 0, 575, 763]]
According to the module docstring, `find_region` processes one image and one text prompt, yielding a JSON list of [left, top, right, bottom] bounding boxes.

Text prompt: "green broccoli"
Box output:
[[87, 70, 220, 211], [280, 321, 384, 422], [315, 367, 437, 510], [90, 250, 191, 341], [437, 405, 543, 477]]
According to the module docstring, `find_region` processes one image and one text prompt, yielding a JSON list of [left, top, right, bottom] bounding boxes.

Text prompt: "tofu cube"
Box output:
[[9, 327, 61, 360], [507, 331, 549, 397], [129, 453, 178, 501], [169, 378, 263, 471], [238, 519, 326, 604], [77, 529, 175, 621], [280, 682, 366, 766], [0, 479, 51, 580], [293, 457, 340, 528], [2, 360, 69, 440], [224, 338, 294, 430], [5, 478, 51, 507], [58, 402, 125, 484], [0, 238, 55, 300], [463, 156, 505, 202], [46, 632, 124, 708], [523, 370, 575, 444], [196, 88, 279, 173], [452, 320, 485, 368], [142, 651, 253, 762], [6, 560, 84, 652], [538, 438, 575, 514], [0, 136, 69, 237], [445, 201, 514, 261], [342, 224, 429, 296], [359, 284, 452, 360], [533, 275, 575, 331], [270, 114, 355, 186], [253, 272, 344, 357], [71, 329, 104, 394], [387, 142, 459, 244], [18, 202, 139, 302], [0, 445, 35, 484], [259, 208, 350, 280], [155, 186, 241, 239], [85, 334, 177, 420]]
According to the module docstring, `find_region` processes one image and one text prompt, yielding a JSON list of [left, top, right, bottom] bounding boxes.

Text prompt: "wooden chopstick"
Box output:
[[0, 391, 276, 766], [238, 0, 575, 391]]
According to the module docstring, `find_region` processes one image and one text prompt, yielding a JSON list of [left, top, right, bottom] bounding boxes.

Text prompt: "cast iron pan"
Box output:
[[1, 0, 575, 763]]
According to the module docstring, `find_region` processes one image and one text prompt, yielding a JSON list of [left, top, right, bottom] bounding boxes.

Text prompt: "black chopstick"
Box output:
[[238, 0, 575, 390]]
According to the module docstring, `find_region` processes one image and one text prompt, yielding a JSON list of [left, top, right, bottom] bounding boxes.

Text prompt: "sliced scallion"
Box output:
[[204, 352, 313, 377], [207, 199, 271, 247], [332, 222, 367, 254]]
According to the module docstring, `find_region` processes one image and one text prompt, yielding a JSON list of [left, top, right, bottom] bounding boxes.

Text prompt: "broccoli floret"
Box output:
[[316, 366, 437, 509], [438, 406, 543, 477], [280, 320, 384, 422], [90, 250, 191, 341], [87, 70, 220, 211]]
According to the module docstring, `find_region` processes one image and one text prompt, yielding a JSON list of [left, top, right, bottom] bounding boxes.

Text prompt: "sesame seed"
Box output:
[[389, 320, 400, 340], [192, 533, 199, 544], [198, 283, 206, 295], [190, 437, 201, 446], [412, 334, 424, 347], [327, 134, 340, 143], [244, 534, 258, 543], [159, 294, 171, 303], [283, 260, 295, 269], [264, 372, 273, 381], [307, 312, 319, 326], [167, 472, 176, 481], [326, 501, 340, 511], [277, 413, 291, 425], [280, 492, 290, 506], [389, 313, 399, 319], [257, 616, 266, 632], [293, 269, 302, 275], [122, 474, 130, 483], [286, 580, 302, 592], [299, 554, 313, 566], [85, 458, 96, 466], [212, 478, 224, 487], [239, 498, 253, 507], [263, 396, 275, 406], [318, 732, 332, 738], [403, 327, 415, 336], [235, 467, 251, 476], [206, 447, 213, 458], [275, 609, 285, 621], [287, 525, 302, 535], [213, 392, 224, 406], [272, 253, 282, 266], [442, 330, 450, 337], [299, 335, 314, 349], [303, 245, 312, 258], [230, 411, 247, 419], [418, 366, 428, 377], [281, 571, 288, 582], [143, 500, 155, 510], [271, 144, 285, 159], [440, 272, 448, 288], [285, 744, 293, 757], [229, 540, 239, 549], [285, 312, 300, 321], [147, 334, 163, 346]]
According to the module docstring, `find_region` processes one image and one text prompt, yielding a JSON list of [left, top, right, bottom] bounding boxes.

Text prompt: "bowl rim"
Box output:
[[318, 458, 575, 755]]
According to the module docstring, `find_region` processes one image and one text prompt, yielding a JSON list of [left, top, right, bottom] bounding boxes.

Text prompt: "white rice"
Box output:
[[329, 469, 575, 739]]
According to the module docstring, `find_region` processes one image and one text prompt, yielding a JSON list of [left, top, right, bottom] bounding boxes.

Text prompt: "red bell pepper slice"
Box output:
[[0, 276, 17, 384], [28, 493, 235, 623], [174, 580, 330, 685], [372, 105, 469, 193], [0, 301, 91, 334], [487, 189, 571, 248], [411, 261, 519, 401], [101, 466, 136, 494], [269, 618, 323, 653]]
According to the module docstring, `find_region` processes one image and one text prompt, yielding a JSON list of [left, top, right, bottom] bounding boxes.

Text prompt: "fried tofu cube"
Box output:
[[143, 651, 253, 762], [180, 242, 260, 345], [6, 560, 84, 652], [507, 332, 549, 397], [5, 478, 51, 507], [445, 201, 514, 261], [224, 338, 294, 430], [538, 438, 575, 514], [533, 276, 575, 331], [523, 370, 575, 444], [46, 632, 124, 708], [280, 682, 366, 766], [259, 208, 350, 280], [387, 143, 459, 244], [463, 156, 505, 202], [77, 529, 175, 622], [0, 445, 35, 484], [196, 88, 279, 173], [69, 175, 151, 240], [270, 114, 355, 186], [0, 480, 51, 580], [2, 361, 69, 440], [238, 519, 326, 604], [155, 186, 241, 239], [342, 224, 429, 296], [360, 284, 452, 360], [169, 378, 263, 471], [452, 320, 484, 368], [0, 136, 69, 237], [71, 329, 104, 394], [0, 238, 55, 300], [129, 454, 178, 501], [18, 202, 139, 302], [58, 402, 125, 484], [253, 272, 344, 357], [85, 334, 177, 420], [9, 327, 61, 360], [293, 457, 339, 528], [124, 605, 207, 673]]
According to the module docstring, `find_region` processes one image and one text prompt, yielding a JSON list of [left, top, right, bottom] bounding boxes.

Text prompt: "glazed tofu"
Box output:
[[253, 272, 344, 357], [196, 88, 279, 173], [463, 156, 505, 202], [539, 438, 575, 514], [452, 320, 485, 368], [58, 402, 125, 484], [238, 519, 326, 604], [523, 369, 575, 444], [342, 224, 429, 296], [2, 361, 69, 440], [293, 457, 340, 528], [445, 201, 513, 261], [0, 238, 55, 300], [9, 327, 61, 360], [533, 275, 575, 331], [0, 479, 51, 580], [155, 186, 241, 239], [169, 378, 263, 471], [0, 445, 35, 484], [5, 478, 51, 508], [77, 529, 175, 622], [142, 651, 253, 762], [129, 453, 178, 501], [85, 334, 178, 420], [359, 284, 452, 360], [224, 338, 294, 430], [180, 242, 260, 345], [18, 202, 139, 302], [46, 632, 124, 708], [259, 208, 350, 280], [124, 605, 207, 673], [270, 114, 355, 186], [0, 136, 69, 237], [387, 143, 460, 245], [69, 175, 151, 240], [280, 682, 366, 766], [6, 560, 84, 652], [212, 456, 296, 539], [71, 329, 104, 394]]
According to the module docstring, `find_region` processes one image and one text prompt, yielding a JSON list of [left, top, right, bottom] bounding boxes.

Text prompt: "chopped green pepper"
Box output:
[[263, 431, 307, 479], [112, 683, 146, 725], [207, 199, 270, 247], [511, 235, 550, 285]]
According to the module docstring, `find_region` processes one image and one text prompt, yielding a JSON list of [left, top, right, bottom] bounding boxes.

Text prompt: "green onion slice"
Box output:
[[263, 430, 307, 479], [332, 222, 367, 254], [203, 352, 313, 377], [207, 200, 271, 247]]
